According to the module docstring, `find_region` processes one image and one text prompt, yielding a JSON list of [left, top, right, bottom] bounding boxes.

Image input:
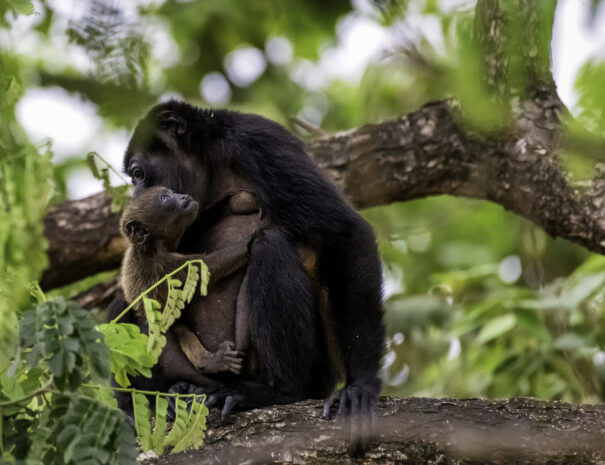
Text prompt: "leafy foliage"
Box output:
[[376, 197, 605, 402], [19, 297, 110, 391], [2, 288, 211, 463], [106, 259, 209, 365], [0, 67, 52, 371], [128, 391, 207, 456], [96, 322, 154, 389], [1, 297, 137, 464], [86, 152, 130, 213]]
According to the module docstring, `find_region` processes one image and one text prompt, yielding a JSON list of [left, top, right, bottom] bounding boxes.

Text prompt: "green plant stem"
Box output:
[[0, 378, 53, 407], [90, 152, 129, 184], [82, 383, 207, 400], [110, 259, 207, 324]]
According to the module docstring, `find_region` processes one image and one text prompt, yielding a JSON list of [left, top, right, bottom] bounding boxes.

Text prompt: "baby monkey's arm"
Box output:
[[169, 240, 249, 284]]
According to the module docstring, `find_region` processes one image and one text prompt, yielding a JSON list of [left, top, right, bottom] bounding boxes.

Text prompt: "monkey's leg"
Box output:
[[320, 221, 385, 455], [173, 323, 243, 375], [245, 228, 319, 396]]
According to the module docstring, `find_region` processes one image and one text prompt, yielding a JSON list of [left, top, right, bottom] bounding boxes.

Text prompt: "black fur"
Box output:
[[120, 100, 385, 447], [246, 228, 319, 395]]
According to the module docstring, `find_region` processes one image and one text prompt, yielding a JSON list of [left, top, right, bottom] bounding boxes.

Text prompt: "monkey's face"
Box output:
[[124, 101, 209, 206], [121, 186, 199, 249]]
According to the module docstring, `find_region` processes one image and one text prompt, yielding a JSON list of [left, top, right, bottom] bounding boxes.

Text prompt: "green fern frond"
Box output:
[[199, 262, 210, 296], [163, 394, 187, 448], [181, 263, 199, 304], [151, 395, 169, 455], [132, 392, 152, 453], [171, 397, 208, 453]]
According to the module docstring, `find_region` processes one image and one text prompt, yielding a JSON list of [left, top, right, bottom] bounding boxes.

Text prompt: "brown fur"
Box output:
[[120, 186, 250, 376]]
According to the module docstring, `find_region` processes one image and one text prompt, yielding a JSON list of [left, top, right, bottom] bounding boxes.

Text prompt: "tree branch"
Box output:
[[42, 96, 605, 290], [152, 397, 605, 464], [41, 192, 126, 290]]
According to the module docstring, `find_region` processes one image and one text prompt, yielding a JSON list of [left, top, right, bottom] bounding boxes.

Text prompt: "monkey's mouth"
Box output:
[[182, 198, 199, 214]]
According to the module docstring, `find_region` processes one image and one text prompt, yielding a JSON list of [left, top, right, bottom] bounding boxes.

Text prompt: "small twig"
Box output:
[[87, 151, 129, 184], [290, 116, 327, 136], [0, 378, 54, 407], [82, 383, 207, 401]]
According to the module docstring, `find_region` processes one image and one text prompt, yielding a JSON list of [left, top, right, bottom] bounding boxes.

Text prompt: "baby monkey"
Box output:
[[120, 186, 249, 377]]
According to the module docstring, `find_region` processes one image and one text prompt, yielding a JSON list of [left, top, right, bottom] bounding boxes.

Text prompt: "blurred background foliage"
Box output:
[[2, 0, 605, 403]]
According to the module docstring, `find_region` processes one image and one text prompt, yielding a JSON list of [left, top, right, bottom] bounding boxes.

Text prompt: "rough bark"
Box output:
[[40, 192, 127, 290], [150, 396, 605, 465]]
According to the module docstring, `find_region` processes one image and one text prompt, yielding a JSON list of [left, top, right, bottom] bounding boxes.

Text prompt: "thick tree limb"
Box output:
[[41, 96, 605, 290], [41, 192, 127, 290], [151, 397, 605, 465]]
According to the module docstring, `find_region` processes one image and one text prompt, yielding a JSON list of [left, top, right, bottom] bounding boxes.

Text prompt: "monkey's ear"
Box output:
[[156, 110, 187, 136], [124, 221, 150, 245]]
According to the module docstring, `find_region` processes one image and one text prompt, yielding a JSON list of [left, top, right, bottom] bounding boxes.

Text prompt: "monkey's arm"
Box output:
[[169, 241, 249, 284]]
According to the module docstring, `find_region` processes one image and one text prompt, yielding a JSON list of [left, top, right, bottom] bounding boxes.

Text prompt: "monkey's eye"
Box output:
[[131, 167, 144, 181], [161, 193, 171, 202]]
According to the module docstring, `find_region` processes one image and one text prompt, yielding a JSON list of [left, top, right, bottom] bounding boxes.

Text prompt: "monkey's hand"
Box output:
[[199, 341, 244, 375], [322, 377, 380, 456]]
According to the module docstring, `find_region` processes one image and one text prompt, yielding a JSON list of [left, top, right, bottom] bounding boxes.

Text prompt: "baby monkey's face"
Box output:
[[121, 186, 199, 248]]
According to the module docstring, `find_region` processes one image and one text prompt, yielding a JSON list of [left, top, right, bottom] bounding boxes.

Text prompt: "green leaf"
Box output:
[[8, 0, 34, 15], [476, 314, 517, 345], [163, 395, 188, 448], [115, 418, 138, 465], [172, 396, 208, 453], [182, 263, 199, 304], [200, 262, 210, 296], [86, 152, 101, 178], [132, 392, 152, 452], [98, 322, 156, 387], [151, 395, 169, 455]]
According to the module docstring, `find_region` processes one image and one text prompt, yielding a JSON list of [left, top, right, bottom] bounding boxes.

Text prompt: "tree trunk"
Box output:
[[151, 397, 605, 465]]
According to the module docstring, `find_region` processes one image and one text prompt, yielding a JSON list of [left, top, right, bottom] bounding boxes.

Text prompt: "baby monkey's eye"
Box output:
[[161, 193, 171, 202]]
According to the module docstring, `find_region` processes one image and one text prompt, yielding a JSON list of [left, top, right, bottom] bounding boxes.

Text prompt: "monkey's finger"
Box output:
[[228, 361, 243, 371], [221, 395, 239, 421], [322, 391, 339, 419], [205, 395, 220, 408], [338, 389, 350, 417], [348, 392, 363, 455], [356, 390, 372, 454], [224, 350, 241, 357]]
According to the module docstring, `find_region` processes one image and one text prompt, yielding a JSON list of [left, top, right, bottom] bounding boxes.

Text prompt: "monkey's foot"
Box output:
[[322, 378, 380, 456]]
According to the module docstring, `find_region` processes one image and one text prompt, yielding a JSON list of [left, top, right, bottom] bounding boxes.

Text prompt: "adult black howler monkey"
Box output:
[[119, 100, 385, 450]]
